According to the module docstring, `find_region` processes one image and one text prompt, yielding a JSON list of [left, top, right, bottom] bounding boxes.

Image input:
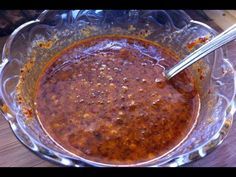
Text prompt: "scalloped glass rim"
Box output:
[[0, 10, 235, 167]]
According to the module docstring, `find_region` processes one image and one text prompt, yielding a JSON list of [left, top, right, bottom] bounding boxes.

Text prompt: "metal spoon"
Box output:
[[165, 24, 236, 80]]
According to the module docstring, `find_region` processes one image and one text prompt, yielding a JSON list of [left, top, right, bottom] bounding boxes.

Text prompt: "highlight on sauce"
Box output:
[[33, 35, 200, 165]]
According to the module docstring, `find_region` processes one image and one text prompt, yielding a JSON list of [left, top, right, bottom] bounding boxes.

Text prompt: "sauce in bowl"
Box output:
[[35, 35, 200, 165]]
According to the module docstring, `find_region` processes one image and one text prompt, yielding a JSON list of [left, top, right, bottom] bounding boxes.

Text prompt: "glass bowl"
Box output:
[[0, 10, 235, 167]]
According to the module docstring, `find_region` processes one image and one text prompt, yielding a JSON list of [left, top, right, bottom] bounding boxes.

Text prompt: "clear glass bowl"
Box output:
[[0, 10, 235, 167]]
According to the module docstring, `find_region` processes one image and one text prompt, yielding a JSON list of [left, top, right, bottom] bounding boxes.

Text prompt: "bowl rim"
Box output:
[[0, 10, 235, 167]]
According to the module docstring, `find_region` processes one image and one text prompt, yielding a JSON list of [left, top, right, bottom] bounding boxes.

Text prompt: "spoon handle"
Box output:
[[165, 24, 236, 79]]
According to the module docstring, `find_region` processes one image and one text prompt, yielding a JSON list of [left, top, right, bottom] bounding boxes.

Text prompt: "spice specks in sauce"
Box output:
[[35, 35, 200, 165]]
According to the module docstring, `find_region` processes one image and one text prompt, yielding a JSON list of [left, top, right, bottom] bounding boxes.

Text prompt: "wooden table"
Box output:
[[1, 11, 236, 167]]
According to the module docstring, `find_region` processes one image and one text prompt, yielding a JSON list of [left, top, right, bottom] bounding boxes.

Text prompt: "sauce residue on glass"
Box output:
[[34, 35, 200, 165]]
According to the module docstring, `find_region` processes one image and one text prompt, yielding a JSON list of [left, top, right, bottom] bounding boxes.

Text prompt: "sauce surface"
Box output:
[[35, 35, 199, 165]]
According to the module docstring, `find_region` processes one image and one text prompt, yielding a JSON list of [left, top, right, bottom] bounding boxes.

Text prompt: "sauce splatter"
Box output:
[[187, 35, 210, 51]]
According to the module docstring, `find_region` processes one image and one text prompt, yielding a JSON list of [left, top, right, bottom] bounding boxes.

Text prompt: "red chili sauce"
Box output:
[[35, 35, 200, 165]]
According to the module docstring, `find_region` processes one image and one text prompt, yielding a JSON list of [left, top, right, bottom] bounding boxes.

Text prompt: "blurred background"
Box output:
[[1, 10, 236, 37], [0, 10, 42, 36]]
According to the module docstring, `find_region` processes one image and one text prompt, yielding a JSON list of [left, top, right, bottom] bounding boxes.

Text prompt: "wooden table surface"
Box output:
[[1, 11, 236, 167]]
